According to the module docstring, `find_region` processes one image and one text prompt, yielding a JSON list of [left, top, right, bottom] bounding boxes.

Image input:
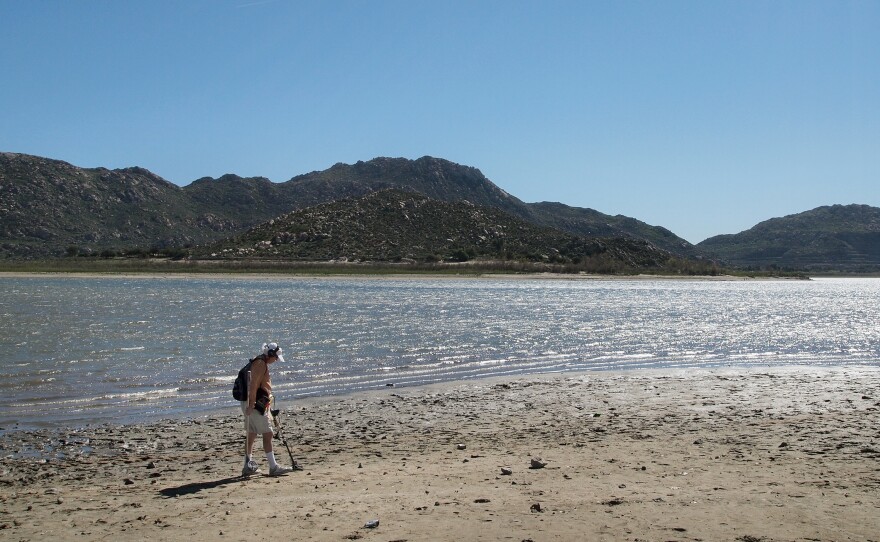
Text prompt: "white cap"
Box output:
[[262, 342, 284, 363]]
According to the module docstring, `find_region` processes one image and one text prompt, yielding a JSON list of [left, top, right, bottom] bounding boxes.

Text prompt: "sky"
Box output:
[[1, 1, 877, 243]]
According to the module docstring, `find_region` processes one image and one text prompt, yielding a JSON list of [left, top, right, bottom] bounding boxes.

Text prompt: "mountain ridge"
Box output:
[[697, 204, 880, 271], [2, 151, 878, 272], [195, 188, 685, 273], [0, 152, 694, 260]]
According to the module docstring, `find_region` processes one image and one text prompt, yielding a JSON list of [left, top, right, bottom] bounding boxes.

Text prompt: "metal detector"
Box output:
[[270, 405, 303, 470], [244, 371, 251, 467]]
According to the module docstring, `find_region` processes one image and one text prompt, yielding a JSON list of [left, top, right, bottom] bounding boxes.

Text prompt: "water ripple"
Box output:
[[1, 276, 878, 431]]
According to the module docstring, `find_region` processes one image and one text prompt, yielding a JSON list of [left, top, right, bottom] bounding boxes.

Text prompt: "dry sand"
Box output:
[[1, 367, 878, 541]]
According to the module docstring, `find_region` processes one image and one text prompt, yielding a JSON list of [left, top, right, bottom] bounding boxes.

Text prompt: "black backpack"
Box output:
[[232, 359, 254, 401]]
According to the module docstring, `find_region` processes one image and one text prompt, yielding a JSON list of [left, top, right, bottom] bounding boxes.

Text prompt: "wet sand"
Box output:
[[1, 366, 878, 541]]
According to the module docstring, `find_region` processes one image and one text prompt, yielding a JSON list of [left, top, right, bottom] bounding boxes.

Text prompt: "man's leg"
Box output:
[[247, 431, 257, 457], [262, 431, 278, 469], [242, 430, 260, 475]]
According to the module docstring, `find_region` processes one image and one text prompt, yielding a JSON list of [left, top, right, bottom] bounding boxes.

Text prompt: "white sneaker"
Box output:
[[269, 465, 293, 477], [241, 461, 260, 477]]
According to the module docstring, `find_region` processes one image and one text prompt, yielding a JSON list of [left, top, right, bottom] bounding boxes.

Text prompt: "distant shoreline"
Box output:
[[0, 270, 806, 281], [0, 255, 816, 279]]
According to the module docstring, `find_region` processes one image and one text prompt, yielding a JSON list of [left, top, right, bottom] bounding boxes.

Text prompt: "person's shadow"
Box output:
[[159, 476, 247, 498]]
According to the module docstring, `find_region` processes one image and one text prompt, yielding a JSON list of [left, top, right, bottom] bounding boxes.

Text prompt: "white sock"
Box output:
[[266, 451, 278, 469]]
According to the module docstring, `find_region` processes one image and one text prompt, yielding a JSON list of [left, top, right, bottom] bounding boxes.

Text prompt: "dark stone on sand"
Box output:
[[530, 457, 546, 469], [501, 467, 513, 475], [530, 503, 543, 512]]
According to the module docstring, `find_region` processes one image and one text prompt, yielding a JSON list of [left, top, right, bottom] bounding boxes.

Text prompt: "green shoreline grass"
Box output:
[[0, 257, 817, 279]]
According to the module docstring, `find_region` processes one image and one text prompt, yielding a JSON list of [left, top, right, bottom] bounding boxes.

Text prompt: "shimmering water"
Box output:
[[1, 275, 877, 431]]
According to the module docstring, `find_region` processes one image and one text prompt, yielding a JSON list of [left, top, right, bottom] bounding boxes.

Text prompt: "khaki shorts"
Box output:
[[240, 402, 272, 435]]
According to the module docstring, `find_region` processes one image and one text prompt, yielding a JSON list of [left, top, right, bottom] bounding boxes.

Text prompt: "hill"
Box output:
[[529, 201, 696, 257], [281, 157, 699, 257], [0, 152, 696, 260], [697, 204, 880, 271], [194, 189, 680, 272], [0, 152, 244, 258], [5, 151, 878, 272]]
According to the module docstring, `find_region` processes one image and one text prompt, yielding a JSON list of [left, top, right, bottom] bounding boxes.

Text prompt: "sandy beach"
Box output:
[[1, 366, 878, 541]]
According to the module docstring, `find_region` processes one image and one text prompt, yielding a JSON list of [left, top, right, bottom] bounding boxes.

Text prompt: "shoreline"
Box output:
[[3, 362, 876, 436], [2, 365, 878, 540], [0, 270, 806, 281]]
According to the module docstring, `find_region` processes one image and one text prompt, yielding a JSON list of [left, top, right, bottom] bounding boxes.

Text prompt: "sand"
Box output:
[[1, 366, 878, 541]]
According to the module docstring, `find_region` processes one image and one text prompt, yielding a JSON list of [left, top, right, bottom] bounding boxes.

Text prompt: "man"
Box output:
[[241, 342, 293, 477]]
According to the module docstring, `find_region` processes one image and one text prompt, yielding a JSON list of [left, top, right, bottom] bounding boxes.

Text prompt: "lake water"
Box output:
[[1, 275, 878, 432]]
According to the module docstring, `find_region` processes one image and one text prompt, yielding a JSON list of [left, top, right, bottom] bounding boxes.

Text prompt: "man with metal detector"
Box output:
[[240, 342, 294, 477]]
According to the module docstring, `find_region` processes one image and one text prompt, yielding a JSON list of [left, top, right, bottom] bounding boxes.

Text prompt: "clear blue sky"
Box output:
[[2, 1, 877, 243]]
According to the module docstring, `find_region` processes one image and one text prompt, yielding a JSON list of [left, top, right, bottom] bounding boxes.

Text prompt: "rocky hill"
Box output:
[[0, 152, 240, 257], [9, 151, 876, 272], [697, 204, 880, 271], [284, 157, 527, 215], [195, 189, 678, 272], [529, 201, 696, 256], [283, 158, 699, 257], [0, 152, 696, 260]]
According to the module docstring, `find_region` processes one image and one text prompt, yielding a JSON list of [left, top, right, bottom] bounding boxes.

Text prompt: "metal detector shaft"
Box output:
[[271, 406, 297, 468], [244, 370, 251, 458]]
